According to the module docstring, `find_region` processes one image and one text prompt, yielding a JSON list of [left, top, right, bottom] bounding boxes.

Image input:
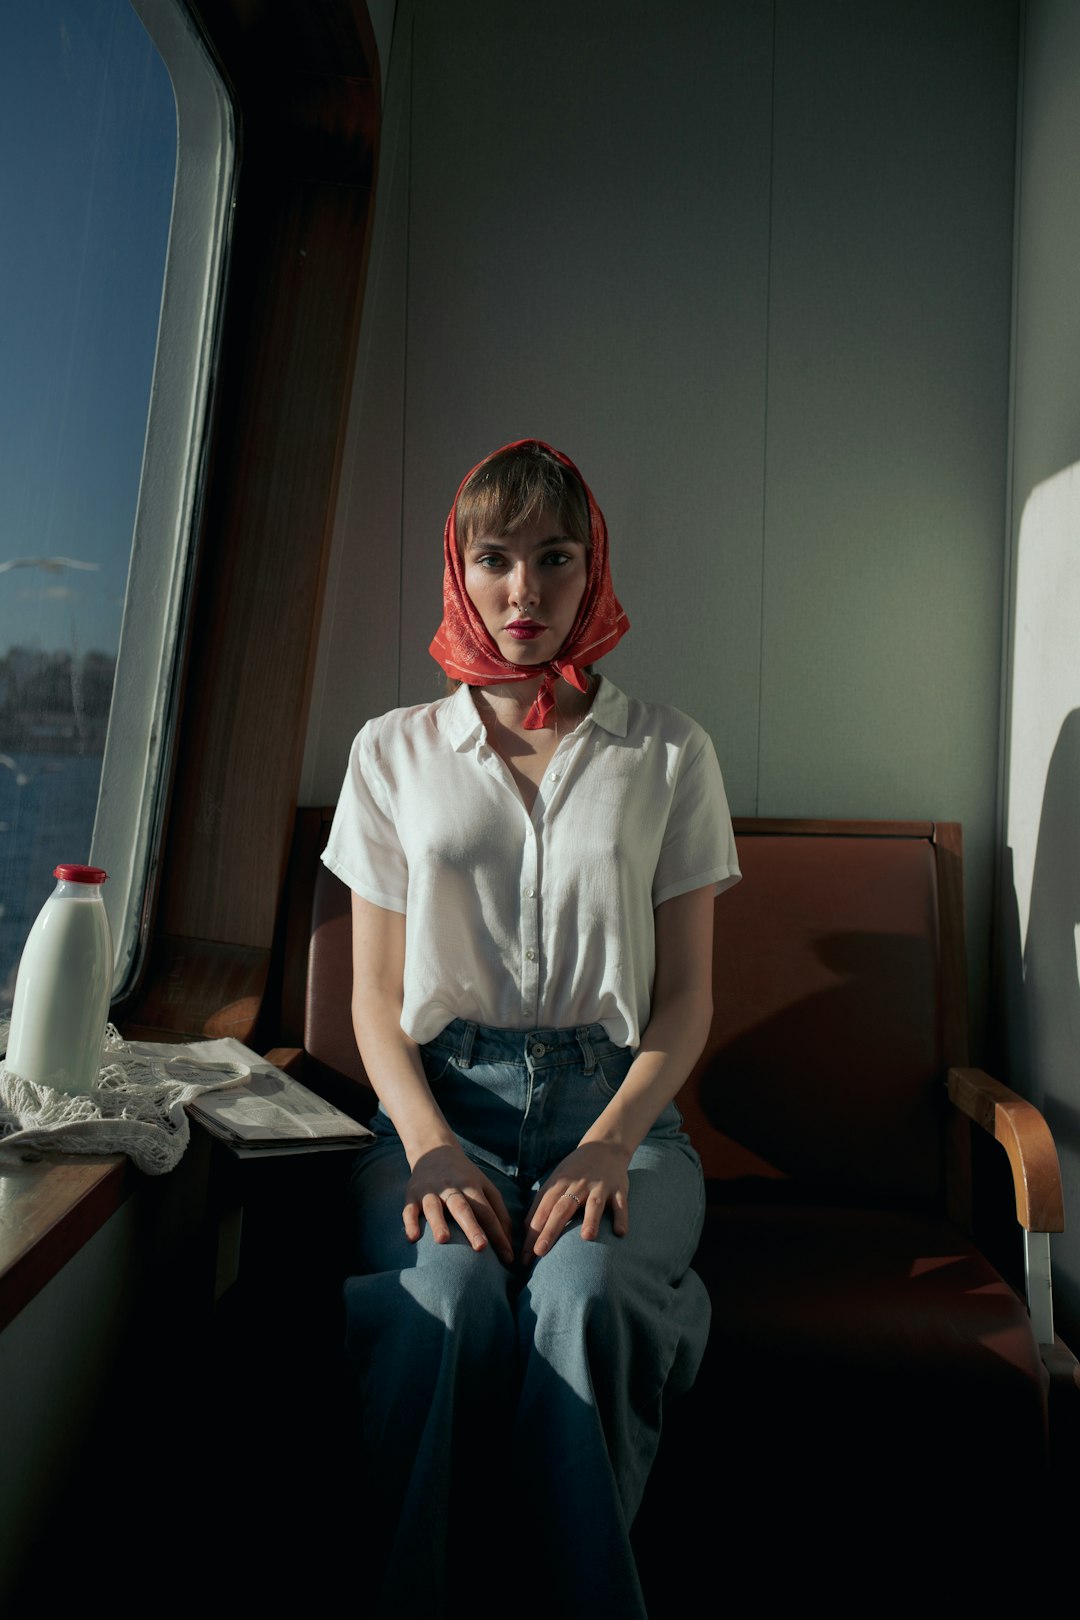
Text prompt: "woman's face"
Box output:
[[463, 511, 588, 667]]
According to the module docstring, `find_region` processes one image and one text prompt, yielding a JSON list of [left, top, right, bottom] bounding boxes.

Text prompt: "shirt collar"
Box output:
[[587, 674, 629, 737], [440, 673, 629, 751], [442, 683, 487, 752]]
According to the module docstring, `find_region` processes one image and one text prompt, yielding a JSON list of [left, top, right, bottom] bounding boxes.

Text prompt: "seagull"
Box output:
[[0, 557, 100, 574]]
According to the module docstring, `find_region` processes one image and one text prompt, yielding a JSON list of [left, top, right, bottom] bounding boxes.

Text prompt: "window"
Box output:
[[0, 0, 235, 1010]]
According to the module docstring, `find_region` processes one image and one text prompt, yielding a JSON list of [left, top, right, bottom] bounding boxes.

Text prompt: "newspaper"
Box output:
[[126, 1036, 373, 1153]]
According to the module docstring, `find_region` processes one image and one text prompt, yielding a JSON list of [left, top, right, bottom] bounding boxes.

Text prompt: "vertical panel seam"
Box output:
[[995, 0, 1025, 888], [990, 0, 1026, 1066], [755, 0, 778, 817], [396, 6, 415, 711]]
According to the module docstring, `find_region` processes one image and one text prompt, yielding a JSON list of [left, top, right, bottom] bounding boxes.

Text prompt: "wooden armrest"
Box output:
[[948, 1067, 1065, 1233]]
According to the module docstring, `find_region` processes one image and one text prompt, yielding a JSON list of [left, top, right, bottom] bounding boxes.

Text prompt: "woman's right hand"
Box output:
[[349, 896, 515, 1267], [404, 1143, 515, 1265]]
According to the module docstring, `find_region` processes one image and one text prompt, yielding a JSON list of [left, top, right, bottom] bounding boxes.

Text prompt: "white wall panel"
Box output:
[[396, 0, 774, 812], [305, 0, 1020, 1049], [759, 0, 1017, 1029]]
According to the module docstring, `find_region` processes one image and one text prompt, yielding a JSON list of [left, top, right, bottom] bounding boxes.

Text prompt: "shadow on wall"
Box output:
[[1025, 709, 1080, 1133], [1002, 708, 1080, 1345]]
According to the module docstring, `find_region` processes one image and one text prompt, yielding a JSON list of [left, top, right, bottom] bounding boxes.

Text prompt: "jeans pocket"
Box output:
[[593, 1044, 634, 1099], [419, 1044, 457, 1086]]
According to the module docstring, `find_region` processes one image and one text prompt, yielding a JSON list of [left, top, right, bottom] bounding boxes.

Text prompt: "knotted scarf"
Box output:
[[428, 439, 629, 729]]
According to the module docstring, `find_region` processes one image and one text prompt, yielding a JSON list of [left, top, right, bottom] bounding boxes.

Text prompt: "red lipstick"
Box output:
[[505, 618, 546, 640]]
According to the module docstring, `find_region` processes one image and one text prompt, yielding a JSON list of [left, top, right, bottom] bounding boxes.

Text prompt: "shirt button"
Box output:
[[525, 948, 536, 961], [531, 1042, 547, 1058], [525, 887, 536, 898], [549, 771, 560, 782]]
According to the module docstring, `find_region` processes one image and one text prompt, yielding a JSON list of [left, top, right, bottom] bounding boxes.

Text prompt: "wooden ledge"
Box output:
[[0, 1153, 132, 1332], [731, 817, 936, 839], [0, 1046, 309, 1334]]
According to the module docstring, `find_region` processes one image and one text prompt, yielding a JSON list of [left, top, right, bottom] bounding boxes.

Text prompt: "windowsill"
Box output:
[[0, 1152, 132, 1333], [0, 1029, 299, 1331]]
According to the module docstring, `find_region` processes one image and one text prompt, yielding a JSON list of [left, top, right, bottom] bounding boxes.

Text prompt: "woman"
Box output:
[[323, 440, 739, 1617]]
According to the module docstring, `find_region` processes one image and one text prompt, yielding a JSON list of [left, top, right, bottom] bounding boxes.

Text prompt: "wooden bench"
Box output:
[[267, 811, 1078, 1599]]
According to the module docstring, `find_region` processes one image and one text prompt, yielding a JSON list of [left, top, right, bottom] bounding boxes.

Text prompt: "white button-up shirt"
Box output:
[[323, 677, 740, 1049]]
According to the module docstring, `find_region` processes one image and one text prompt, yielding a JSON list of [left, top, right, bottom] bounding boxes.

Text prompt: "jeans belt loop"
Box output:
[[457, 1021, 477, 1068], [576, 1025, 597, 1075]]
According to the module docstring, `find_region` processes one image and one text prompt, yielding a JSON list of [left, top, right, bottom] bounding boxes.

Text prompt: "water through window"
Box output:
[[0, 2, 177, 1010]]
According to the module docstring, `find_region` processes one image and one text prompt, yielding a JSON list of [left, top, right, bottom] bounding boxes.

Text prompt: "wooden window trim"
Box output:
[[0, 0, 380, 1330]]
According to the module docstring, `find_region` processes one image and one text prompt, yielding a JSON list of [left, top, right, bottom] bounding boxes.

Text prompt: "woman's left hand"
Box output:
[[521, 1140, 631, 1265]]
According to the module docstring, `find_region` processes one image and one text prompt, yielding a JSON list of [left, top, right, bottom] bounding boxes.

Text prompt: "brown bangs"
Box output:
[[455, 441, 591, 552]]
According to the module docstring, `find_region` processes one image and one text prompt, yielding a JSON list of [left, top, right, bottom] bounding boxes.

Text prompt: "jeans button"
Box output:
[[531, 1041, 546, 1058]]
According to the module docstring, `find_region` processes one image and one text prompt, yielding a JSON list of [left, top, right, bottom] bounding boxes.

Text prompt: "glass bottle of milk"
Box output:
[[5, 864, 113, 1094]]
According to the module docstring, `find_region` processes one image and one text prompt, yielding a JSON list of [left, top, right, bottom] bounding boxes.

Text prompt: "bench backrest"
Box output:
[[683, 820, 967, 1208], [302, 815, 968, 1207]]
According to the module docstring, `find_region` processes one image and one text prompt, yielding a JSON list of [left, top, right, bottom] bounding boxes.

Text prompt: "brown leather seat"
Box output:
[[633, 822, 1066, 1604], [278, 813, 1072, 1599]]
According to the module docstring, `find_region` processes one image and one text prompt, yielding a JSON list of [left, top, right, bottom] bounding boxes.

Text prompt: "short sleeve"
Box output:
[[321, 722, 409, 913], [652, 731, 741, 907]]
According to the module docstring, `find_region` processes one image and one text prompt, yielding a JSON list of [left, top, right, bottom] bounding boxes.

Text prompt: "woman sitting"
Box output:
[[323, 438, 740, 1616]]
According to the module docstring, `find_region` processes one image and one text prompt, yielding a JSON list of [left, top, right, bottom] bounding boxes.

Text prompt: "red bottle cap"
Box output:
[[53, 864, 108, 883]]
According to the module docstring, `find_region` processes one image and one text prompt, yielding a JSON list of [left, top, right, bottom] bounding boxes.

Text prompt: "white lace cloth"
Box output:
[[0, 1023, 250, 1176]]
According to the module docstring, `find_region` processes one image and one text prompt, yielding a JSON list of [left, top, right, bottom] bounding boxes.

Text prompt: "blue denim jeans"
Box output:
[[345, 1020, 710, 1619]]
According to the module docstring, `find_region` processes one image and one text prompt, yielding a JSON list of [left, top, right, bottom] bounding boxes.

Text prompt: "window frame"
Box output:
[[90, 0, 237, 993], [0, 0, 380, 1341]]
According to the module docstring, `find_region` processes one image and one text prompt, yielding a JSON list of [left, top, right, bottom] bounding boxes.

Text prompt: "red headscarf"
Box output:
[[428, 439, 629, 729]]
